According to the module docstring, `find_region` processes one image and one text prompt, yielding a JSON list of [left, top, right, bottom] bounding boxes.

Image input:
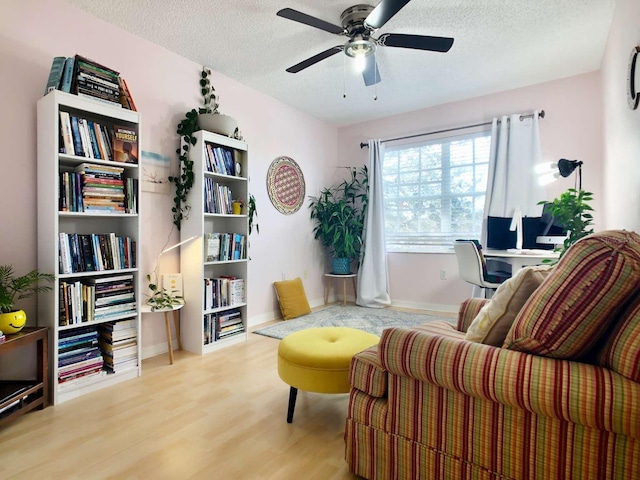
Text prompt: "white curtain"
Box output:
[[481, 111, 544, 245], [356, 139, 391, 308]]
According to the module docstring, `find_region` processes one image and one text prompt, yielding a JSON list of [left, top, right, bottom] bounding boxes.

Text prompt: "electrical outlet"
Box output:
[[440, 269, 447, 280], [303, 269, 308, 279], [282, 272, 286, 281]]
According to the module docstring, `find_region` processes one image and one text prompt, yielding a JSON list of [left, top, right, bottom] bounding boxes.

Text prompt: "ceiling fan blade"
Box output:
[[363, 56, 382, 86], [378, 33, 454, 52], [285, 46, 343, 73], [365, 0, 412, 30], [277, 8, 344, 34]]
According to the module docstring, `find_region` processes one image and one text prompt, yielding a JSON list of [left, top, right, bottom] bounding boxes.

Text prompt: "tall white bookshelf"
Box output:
[[37, 90, 142, 404], [180, 130, 248, 355]]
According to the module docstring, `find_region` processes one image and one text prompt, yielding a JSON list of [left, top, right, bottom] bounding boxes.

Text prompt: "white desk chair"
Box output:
[[454, 240, 511, 298]]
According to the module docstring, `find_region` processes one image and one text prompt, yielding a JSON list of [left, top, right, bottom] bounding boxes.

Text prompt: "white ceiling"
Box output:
[[67, 0, 615, 127]]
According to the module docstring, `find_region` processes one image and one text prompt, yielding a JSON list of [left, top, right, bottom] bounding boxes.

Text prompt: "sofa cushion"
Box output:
[[503, 230, 640, 359], [273, 277, 311, 320], [596, 293, 640, 382], [465, 265, 553, 346]]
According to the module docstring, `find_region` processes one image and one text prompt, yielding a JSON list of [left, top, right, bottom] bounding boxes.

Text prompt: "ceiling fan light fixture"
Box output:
[[344, 38, 376, 59]]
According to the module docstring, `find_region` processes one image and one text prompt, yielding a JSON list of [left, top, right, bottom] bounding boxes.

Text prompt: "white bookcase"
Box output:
[[37, 90, 142, 404], [180, 130, 249, 355]]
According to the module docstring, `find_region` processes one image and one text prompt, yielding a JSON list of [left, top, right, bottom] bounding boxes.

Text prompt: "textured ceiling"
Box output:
[[67, 0, 615, 126]]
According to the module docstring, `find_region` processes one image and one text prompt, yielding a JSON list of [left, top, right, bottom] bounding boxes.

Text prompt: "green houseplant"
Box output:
[[169, 67, 244, 230], [539, 187, 594, 259], [309, 166, 369, 274], [0, 265, 54, 333]]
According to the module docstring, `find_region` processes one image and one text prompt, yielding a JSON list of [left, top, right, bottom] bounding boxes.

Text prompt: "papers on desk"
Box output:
[[506, 248, 558, 255]]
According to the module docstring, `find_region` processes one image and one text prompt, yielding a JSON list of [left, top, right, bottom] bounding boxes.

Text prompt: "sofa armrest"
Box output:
[[379, 327, 640, 439], [457, 297, 489, 332], [349, 345, 387, 397]]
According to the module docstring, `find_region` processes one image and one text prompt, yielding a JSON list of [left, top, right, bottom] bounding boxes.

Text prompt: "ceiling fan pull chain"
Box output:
[[374, 51, 378, 101], [343, 51, 347, 98]]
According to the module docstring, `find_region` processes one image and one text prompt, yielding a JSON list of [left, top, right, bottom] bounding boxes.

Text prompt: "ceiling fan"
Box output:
[[277, 0, 454, 86]]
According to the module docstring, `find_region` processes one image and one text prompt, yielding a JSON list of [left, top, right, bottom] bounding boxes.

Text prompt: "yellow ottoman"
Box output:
[[277, 327, 380, 423]]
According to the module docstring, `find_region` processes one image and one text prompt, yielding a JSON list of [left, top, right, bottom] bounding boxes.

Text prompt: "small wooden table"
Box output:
[[140, 303, 184, 365], [324, 273, 357, 306], [0, 327, 49, 426]]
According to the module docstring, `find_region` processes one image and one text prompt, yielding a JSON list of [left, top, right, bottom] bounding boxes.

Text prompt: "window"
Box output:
[[382, 131, 491, 252]]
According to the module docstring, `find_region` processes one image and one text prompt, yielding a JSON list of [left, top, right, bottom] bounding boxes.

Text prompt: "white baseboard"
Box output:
[[389, 300, 458, 314], [141, 340, 171, 360]]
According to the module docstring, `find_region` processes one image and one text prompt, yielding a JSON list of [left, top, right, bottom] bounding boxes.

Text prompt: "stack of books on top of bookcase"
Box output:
[[98, 319, 138, 373], [58, 326, 105, 387], [44, 55, 137, 111]]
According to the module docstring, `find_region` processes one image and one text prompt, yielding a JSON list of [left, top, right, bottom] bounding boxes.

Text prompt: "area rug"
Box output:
[[253, 305, 455, 340]]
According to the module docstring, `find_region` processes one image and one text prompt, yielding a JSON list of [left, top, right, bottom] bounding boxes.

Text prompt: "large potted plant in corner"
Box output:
[[539, 187, 594, 260], [309, 167, 369, 274], [0, 265, 54, 333]]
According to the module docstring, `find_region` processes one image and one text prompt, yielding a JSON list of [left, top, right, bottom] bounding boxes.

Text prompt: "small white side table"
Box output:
[[140, 303, 184, 365], [324, 273, 357, 306]]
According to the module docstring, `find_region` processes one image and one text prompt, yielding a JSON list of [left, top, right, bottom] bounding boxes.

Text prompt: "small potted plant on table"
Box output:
[[0, 265, 54, 333]]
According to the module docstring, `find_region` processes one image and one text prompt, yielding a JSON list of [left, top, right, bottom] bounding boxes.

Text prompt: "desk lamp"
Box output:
[[148, 235, 198, 306], [557, 159, 583, 191]]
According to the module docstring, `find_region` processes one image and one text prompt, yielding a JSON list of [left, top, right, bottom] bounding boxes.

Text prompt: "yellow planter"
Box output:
[[232, 202, 243, 215], [0, 310, 27, 334]]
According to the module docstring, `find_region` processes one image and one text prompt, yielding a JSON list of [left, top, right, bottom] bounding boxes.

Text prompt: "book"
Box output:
[[44, 56, 66, 95], [205, 233, 220, 262], [112, 125, 138, 164], [58, 111, 75, 156], [120, 77, 137, 111], [162, 273, 183, 297], [59, 57, 75, 93]]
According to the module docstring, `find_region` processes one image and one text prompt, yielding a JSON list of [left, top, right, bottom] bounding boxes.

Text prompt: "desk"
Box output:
[[140, 304, 184, 365], [484, 249, 559, 272], [324, 273, 357, 306]]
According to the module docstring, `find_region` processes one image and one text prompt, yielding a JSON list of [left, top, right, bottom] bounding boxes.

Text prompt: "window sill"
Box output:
[[386, 246, 456, 254]]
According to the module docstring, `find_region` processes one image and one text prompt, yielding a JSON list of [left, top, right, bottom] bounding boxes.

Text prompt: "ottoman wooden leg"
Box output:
[[287, 386, 298, 423]]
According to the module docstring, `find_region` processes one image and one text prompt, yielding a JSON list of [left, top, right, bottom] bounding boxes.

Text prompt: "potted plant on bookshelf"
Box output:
[[308, 167, 368, 274], [196, 67, 238, 137], [0, 265, 54, 333], [169, 66, 242, 230]]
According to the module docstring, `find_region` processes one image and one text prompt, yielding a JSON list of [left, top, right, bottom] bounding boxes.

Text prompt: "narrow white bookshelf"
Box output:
[[37, 90, 142, 404], [180, 130, 249, 355]]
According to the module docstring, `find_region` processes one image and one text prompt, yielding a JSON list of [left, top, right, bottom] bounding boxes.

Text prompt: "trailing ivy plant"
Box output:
[[169, 67, 247, 229]]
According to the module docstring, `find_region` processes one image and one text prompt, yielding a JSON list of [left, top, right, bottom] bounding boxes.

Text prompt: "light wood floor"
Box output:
[[0, 304, 455, 480]]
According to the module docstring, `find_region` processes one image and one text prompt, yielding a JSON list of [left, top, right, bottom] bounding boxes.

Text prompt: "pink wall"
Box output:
[[601, 0, 640, 232], [0, 0, 338, 350], [338, 73, 604, 310]]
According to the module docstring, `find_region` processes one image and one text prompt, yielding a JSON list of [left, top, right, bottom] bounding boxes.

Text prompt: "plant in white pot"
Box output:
[[197, 67, 237, 137], [0, 265, 54, 333], [169, 66, 244, 230]]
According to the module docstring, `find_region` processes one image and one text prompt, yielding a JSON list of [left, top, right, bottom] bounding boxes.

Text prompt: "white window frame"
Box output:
[[382, 129, 492, 253]]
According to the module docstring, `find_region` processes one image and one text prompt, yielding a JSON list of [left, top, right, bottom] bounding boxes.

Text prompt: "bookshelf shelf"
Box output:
[[181, 130, 249, 354], [37, 90, 142, 405]]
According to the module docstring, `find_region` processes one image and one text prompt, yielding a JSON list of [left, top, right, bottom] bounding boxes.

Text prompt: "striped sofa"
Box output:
[[345, 230, 640, 480]]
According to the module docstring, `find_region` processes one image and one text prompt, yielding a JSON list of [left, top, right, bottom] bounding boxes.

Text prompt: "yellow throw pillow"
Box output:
[[465, 265, 553, 346], [273, 277, 311, 320]]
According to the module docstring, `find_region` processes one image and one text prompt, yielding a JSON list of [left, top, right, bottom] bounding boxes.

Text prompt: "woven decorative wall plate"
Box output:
[[267, 156, 306, 215]]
